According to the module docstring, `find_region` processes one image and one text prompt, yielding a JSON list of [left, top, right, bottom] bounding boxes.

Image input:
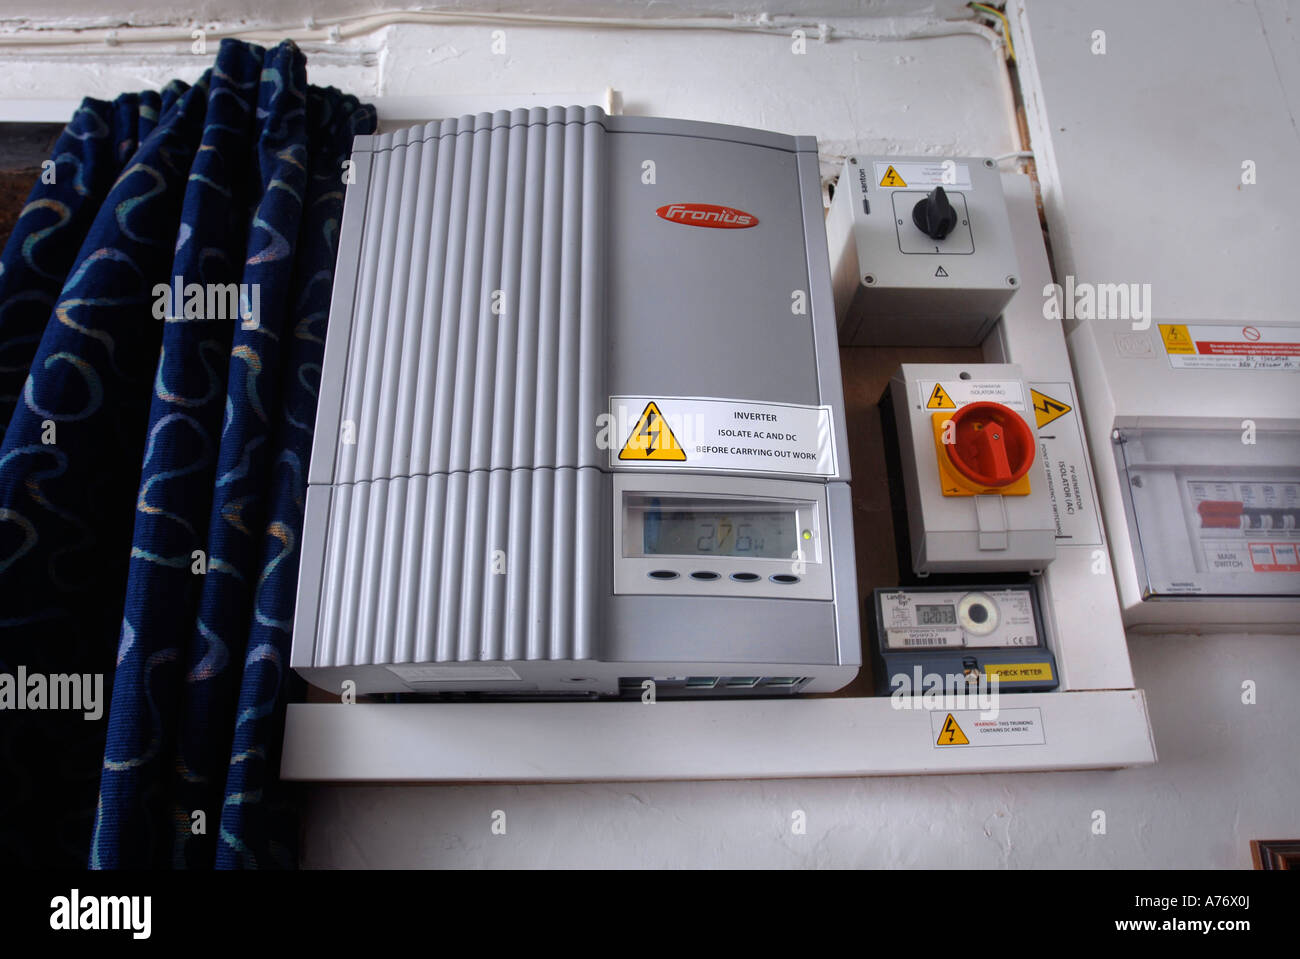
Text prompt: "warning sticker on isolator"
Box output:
[[920, 379, 1026, 411], [608, 396, 837, 476], [932, 707, 1046, 748], [1029, 382, 1103, 546], [874, 160, 973, 191]]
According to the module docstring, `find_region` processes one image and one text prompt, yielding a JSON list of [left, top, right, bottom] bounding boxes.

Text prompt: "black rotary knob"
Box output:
[[912, 185, 959, 240]]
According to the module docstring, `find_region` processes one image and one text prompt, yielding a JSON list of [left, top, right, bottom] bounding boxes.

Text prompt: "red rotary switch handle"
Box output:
[[943, 402, 1036, 488]]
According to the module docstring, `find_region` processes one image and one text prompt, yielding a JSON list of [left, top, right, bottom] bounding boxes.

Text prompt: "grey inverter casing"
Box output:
[[290, 107, 860, 698]]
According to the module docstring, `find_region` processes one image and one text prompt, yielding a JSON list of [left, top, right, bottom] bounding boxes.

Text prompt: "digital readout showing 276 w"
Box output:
[[644, 510, 795, 559]]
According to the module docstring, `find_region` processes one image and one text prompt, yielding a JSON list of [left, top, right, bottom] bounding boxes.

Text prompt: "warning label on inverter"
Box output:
[[608, 396, 837, 476]]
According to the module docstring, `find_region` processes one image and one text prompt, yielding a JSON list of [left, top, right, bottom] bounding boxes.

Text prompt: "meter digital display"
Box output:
[[916, 603, 957, 626], [643, 509, 796, 558]]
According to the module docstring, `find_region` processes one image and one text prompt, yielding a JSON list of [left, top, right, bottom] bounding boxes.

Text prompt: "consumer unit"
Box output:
[[290, 107, 860, 697], [1070, 315, 1300, 631]]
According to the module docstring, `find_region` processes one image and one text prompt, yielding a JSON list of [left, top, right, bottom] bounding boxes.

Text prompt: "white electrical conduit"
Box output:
[[0, 10, 1017, 185], [0, 10, 1004, 55]]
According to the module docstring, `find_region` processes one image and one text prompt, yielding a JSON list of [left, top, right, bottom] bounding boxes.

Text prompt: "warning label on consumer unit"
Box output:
[[1159, 323, 1300, 371], [932, 707, 1046, 748], [1029, 382, 1104, 546], [920, 379, 1026, 411], [608, 396, 836, 476], [874, 160, 973, 191]]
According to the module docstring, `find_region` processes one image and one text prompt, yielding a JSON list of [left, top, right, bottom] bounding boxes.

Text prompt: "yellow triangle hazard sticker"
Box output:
[[936, 713, 969, 746], [926, 383, 956, 410], [618, 401, 687, 461], [1159, 323, 1195, 354], [1030, 388, 1072, 429], [879, 164, 907, 187]]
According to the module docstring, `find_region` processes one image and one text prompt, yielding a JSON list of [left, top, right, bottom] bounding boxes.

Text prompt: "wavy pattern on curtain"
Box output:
[[0, 39, 375, 868]]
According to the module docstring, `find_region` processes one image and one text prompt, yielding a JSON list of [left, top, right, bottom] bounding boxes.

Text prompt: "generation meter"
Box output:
[[290, 107, 860, 698]]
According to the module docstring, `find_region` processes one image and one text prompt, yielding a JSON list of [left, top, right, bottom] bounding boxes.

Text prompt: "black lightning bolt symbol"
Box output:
[[637, 410, 660, 454]]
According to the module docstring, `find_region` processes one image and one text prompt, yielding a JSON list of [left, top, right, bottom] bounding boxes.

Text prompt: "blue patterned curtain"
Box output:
[[0, 39, 375, 867]]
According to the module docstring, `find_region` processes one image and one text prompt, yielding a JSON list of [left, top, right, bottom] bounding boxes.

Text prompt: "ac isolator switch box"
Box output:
[[886, 364, 1056, 574], [828, 156, 1021, 346]]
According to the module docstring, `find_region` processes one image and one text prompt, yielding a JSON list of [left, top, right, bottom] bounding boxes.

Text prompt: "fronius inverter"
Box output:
[[290, 107, 860, 697]]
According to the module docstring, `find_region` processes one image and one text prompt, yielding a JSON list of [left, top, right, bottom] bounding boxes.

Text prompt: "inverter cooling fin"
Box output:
[[305, 106, 607, 667]]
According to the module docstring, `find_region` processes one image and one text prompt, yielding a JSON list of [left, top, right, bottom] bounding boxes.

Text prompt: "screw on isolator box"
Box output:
[[827, 156, 1021, 346]]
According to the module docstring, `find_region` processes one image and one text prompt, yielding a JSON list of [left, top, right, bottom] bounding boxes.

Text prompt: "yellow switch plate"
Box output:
[[930, 412, 1033, 497]]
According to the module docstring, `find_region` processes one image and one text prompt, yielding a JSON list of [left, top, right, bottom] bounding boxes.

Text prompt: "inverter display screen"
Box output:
[[643, 507, 796, 558]]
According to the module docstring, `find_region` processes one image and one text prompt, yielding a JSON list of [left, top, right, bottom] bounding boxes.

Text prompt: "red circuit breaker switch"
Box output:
[[931, 401, 1036, 497], [1197, 500, 1244, 529]]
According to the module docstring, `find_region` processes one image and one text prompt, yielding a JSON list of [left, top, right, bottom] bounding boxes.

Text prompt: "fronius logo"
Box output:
[[655, 203, 758, 229]]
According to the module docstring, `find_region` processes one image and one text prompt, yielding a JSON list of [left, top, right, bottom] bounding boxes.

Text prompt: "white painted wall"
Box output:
[[0, 16, 1017, 183], [1010, 0, 1299, 325], [378, 22, 1016, 178]]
